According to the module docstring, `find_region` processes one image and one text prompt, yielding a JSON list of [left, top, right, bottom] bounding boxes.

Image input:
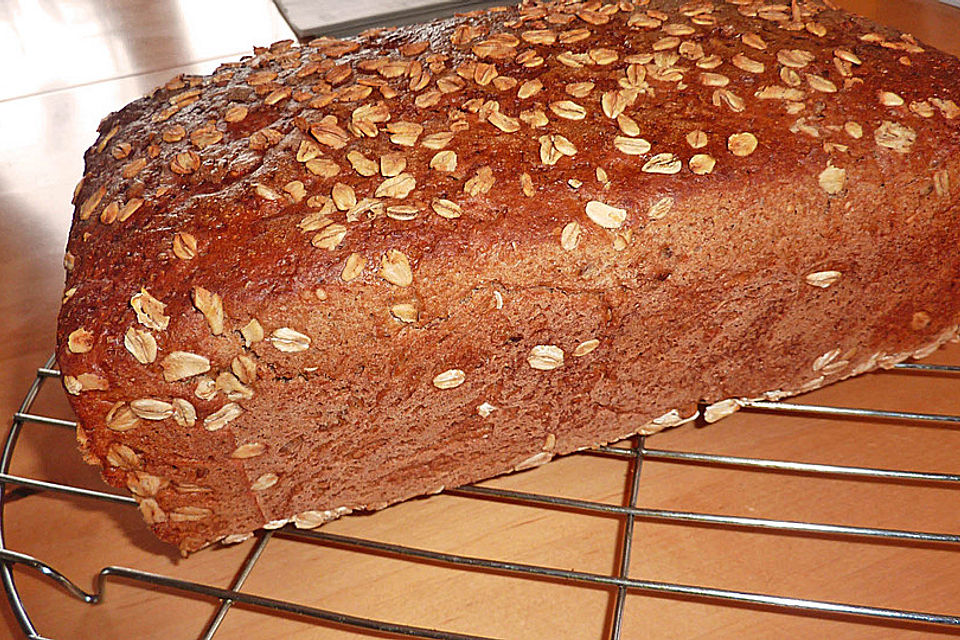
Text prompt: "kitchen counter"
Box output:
[[1, 1, 958, 638]]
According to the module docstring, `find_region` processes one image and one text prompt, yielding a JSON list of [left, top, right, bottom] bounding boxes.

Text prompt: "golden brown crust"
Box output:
[[57, 0, 960, 552]]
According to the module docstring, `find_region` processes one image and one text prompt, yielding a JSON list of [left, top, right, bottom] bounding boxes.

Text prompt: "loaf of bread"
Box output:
[[57, 0, 960, 553]]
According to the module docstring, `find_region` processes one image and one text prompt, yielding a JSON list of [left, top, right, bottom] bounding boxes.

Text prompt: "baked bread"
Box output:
[[57, 0, 960, 553]]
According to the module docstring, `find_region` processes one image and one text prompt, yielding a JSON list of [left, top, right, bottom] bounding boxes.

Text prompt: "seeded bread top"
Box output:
[[59, 0, 959, 437]]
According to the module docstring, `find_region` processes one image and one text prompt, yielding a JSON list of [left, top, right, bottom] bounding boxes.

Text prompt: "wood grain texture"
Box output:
[[0, 1, 958, 638]]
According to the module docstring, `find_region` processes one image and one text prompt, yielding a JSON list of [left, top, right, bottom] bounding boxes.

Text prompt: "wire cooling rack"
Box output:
[[1, 355, 959, 639]]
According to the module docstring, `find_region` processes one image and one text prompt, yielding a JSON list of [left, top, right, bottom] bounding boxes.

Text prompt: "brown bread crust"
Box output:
[[57, 0, 960, 552]]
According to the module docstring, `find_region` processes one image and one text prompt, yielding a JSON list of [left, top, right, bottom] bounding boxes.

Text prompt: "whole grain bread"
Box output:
[[57, 0, 960, 553]]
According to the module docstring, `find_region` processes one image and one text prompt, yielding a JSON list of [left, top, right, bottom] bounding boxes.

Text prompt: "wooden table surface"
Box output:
[[1, 1, 959, 638]]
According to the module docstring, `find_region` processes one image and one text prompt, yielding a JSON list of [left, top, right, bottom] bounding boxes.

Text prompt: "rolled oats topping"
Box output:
[[192, 287, 224, 335], [130, 398, 175, 421], [204, 402, 244, 431], [56, 0, 960, 554], [269, 327, 311, 352], [67, 328, 94, 353], [689, 154, 716, 175], [560, 221, 582, 250], [806, 270, 843, 288], [380, 249, 414, 287], [106, 402, 140, 432], [572, 339, 600, 357], [433, 369, 466, 389], [818, 165, 847, 194], [642, 153, 682, 174], [585, 201, 627, 229], [527, 345, 564, 370], [160, 351, 211, 382], [172, 232, 198, 260], [124, 327, 157, 364], [230, 443, 267, 459], [728, 132, 759, 157], [874, 120, 916, 153], [130, 289, 169, 331]]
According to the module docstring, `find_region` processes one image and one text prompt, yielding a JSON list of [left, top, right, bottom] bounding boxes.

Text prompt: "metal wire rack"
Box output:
[[1, 355, 959, 639]]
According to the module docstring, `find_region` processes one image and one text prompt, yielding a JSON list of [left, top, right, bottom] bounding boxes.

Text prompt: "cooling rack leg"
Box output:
[[608, 437, 645, 640], [197, 531, 273, 640]]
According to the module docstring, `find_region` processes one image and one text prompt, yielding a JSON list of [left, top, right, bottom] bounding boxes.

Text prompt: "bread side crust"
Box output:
[[57, 0, 960, 552]]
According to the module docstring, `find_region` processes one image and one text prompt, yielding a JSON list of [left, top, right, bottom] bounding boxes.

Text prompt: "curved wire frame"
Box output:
[[1, 356, 959, 639]]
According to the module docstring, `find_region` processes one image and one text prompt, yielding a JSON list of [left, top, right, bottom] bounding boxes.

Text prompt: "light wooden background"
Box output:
[[0, 1, 959, 638]]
